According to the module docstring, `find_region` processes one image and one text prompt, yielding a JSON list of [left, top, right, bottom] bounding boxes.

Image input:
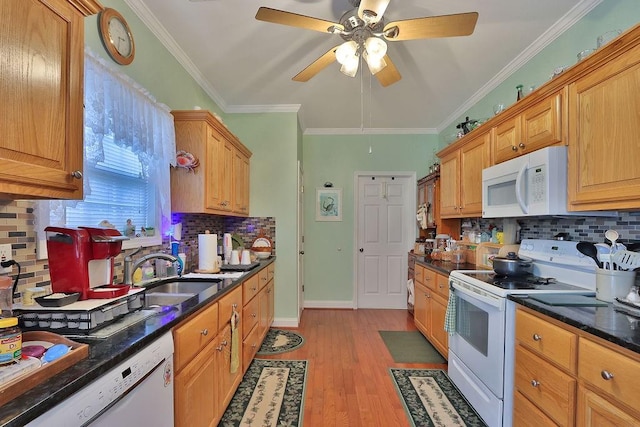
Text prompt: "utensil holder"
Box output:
[[595, 268, 636, 302]]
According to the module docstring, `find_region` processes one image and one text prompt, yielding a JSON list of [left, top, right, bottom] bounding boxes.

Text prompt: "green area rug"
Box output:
[[219, 359, 308, 427], [257, 328, 305, 355], [390, 368, 486, 427], [379, 331, 446, 364]]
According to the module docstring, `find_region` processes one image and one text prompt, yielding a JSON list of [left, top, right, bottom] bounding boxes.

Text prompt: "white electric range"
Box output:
[[447, 239, 597, 427]]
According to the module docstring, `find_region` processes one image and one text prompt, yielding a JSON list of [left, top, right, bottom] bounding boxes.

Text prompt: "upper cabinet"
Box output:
[[439, 130, 491, 218], [493, 90, 565, 164], [0, 0, 102, 199], [567, 36, 640, 211], [171, 110, 252, 216]]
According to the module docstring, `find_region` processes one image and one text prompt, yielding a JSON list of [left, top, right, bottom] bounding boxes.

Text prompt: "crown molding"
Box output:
[[225, 104, 301, 114], [436, 0, 603, 133]]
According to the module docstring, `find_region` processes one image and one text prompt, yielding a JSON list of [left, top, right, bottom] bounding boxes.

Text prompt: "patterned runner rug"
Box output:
[[256, 328, 305, 355], [390, 368, 487, 427], [219, 359, 308, 427]]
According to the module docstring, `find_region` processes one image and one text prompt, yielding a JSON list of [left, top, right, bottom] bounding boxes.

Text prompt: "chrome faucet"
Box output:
[[123, 247, 182, 286]]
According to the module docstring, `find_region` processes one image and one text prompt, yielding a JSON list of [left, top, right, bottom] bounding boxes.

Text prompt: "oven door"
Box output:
[[449, 280, 506, 398]]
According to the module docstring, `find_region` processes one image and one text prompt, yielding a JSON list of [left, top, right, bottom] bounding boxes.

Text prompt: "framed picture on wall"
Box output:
[[316, 188, 342, 221]]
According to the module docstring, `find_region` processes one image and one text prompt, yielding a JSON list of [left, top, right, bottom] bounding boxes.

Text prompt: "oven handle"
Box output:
[[451, 280, 505, 311]]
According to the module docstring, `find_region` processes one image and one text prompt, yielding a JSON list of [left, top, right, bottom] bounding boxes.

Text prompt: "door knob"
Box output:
[[299, 251, 304, 255], [359, 248, 364, 252]]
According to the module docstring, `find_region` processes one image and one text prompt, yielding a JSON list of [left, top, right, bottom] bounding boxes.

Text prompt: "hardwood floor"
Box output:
[[260, 309, 448, 426]]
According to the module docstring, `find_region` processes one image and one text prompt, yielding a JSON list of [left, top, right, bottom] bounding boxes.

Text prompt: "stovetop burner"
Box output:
[[492, 275, 557, 289]]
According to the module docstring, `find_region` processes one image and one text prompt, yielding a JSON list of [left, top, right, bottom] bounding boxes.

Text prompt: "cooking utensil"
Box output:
[[577, 241, 601, 268], [605, 229, 619, 250], [492, 252, 533, 276], [612, 250, 640, 271]]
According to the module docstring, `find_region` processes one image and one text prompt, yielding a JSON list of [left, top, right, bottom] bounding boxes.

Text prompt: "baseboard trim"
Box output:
[[304, 300, 355, 309], [272, 318, 299, 328]]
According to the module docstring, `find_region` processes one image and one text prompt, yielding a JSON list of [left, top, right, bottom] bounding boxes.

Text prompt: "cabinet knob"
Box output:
[[532, 333, 542, 341], [530, 380, 540, 388], [252, 313, 257, 318], [232, 303, 237, 309], [519, 143, 525, 149], [217, 346, 223, 351], [71, 170, 83, 179], [201, 329, 208, 336], [252, 286, 257, 291], [601, 370, 614, 380], [511, 145, 518, 151], [221, 340, 228, 346]]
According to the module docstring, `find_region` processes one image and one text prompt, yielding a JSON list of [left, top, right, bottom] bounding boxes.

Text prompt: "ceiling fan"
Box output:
[[255, 0, 478, 87]]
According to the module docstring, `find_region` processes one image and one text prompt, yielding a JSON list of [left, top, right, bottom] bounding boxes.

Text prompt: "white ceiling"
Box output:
[[126, 0, 600, 133]]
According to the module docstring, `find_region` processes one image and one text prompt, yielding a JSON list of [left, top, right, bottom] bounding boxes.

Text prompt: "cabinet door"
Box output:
[[267, 280, 274, 327], [232, 149, 250, 214], [205, 126, 225, 210], [520, 92, 563, 154], [426, 179, 437, 227], [568, 48, 640, 210], [413, 282, 429, 335], [217, 323, 242, 412], [513, 391, 557, 427], [577, 386, 640, 427], [175, 339, 218, 427], [439, 151, 460, 217], [259, 285, 269, 340], [494, 115, 522, 164], [219, 140, 234, 212], [459, 131, 490, 217], [0, 0, 89, 199], [429, 293, 448, 358]]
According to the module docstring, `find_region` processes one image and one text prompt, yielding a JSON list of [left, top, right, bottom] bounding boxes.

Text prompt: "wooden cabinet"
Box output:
[[416, 173, 460, 238], [439, 130, 491, 218], [567, 40, 640, 211], [242, 262, 276, 373], [171, 110, 252, 216], [413, 264, 448, 358], [514, 306, 640, 426], [0, 0, 101, 199], [493, 91, 564, 164]]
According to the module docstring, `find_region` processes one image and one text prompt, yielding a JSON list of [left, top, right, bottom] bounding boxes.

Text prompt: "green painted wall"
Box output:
[[302, 134, 438, 303], [440, 0, 640, 147]]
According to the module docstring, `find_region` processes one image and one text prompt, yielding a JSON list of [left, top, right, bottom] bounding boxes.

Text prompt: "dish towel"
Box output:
[[230, 307, 240, 374], [444, 287, 456, 336]]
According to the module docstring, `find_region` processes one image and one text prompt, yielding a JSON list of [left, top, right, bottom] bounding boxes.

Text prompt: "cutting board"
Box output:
[[530, 294, 608, 307]]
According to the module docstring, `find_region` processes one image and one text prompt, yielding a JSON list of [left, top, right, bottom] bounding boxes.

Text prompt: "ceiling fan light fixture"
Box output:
[[335, 40, 358, 65], [340, 60, 359, 77], [364, 37, 387, 60], [363, 51, 387, 75]]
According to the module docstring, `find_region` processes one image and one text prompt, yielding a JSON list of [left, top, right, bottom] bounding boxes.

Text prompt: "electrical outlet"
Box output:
[[0, 244, 12, 274]]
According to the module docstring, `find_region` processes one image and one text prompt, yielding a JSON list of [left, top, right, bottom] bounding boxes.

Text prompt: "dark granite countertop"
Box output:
[[414, 257, 478, 276], [0, 258, 275, 427], [508, 295, 640, 355]]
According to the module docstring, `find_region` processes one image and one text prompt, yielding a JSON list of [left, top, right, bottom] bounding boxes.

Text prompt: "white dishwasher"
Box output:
[[27, 332, 174, 427]]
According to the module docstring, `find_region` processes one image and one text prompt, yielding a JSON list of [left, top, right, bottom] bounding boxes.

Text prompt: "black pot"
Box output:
[[493, 252, 533, 276]]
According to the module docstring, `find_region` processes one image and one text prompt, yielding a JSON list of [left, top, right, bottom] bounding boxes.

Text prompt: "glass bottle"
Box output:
[[516, 85, 524, 101]]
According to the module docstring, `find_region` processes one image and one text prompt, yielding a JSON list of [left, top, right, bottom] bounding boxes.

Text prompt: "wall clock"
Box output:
[[98, 8, 135, 65]]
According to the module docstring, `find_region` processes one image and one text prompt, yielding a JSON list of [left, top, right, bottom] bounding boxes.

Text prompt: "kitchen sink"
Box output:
[[147, 281, 217, 295], [144, 292, 193, 307]]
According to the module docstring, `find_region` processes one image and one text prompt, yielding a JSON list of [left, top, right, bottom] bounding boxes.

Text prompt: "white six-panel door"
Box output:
[[356, 173, 414, 308]]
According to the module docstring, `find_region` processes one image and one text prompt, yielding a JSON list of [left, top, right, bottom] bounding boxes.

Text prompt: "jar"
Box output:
[[430, 248, 441, 261], [0, 317, 22, 365], [452, 249, 466, 264]]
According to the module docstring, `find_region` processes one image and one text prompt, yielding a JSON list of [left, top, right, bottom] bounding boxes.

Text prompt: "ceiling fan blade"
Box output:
[[374, 55, 401, 87], [383, 12, 479, 41], [292, 46, 338, 82], [358, 0, 390, 24], [256, 7, 344, 34]]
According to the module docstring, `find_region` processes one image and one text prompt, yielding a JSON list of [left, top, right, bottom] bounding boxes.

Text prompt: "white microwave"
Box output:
[[482, 146, 615, 218]]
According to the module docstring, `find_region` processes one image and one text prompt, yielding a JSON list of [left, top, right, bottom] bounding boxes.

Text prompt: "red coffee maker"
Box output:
[[45, 226, 129, 300]]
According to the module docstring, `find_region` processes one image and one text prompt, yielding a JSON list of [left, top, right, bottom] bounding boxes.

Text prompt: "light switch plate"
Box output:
[[0, 244, 12, 273]]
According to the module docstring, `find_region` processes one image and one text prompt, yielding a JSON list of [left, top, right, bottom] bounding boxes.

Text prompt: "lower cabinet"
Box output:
[[413, 264, 448, 358], [514, 306, 640, 426], [173, 263, 277, 427]]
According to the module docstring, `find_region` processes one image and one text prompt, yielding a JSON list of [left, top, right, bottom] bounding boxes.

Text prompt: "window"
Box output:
[[36, 49, 176, 256]]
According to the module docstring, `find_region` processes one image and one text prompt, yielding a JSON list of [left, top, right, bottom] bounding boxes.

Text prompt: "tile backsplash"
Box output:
[[0, 199, 275, 295]]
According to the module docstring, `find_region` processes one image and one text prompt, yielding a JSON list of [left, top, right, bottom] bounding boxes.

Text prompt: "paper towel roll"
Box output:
[[198, 232, 218, 271]]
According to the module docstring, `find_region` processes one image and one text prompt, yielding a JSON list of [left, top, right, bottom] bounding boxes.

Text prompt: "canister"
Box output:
[[0, 317, 22, 364]]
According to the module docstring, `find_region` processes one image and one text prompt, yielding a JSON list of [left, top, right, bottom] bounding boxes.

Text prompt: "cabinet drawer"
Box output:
[[174, 302, 219, 372], [513, 390, 557, 427], [218, 285, 242, 332], [258, 268, 269, 290], [516, 308, 577, 372], [578, 338, 640, 406], [243, 274, 260, 303], [414, 264, 424, 284], [515, 345, 576, 426], [243, 318, 261, 372], [267, 263, 275, 283], [423, 268, 437, 290], [435, 273, 449, 299], [243, 295, 259, 339]]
